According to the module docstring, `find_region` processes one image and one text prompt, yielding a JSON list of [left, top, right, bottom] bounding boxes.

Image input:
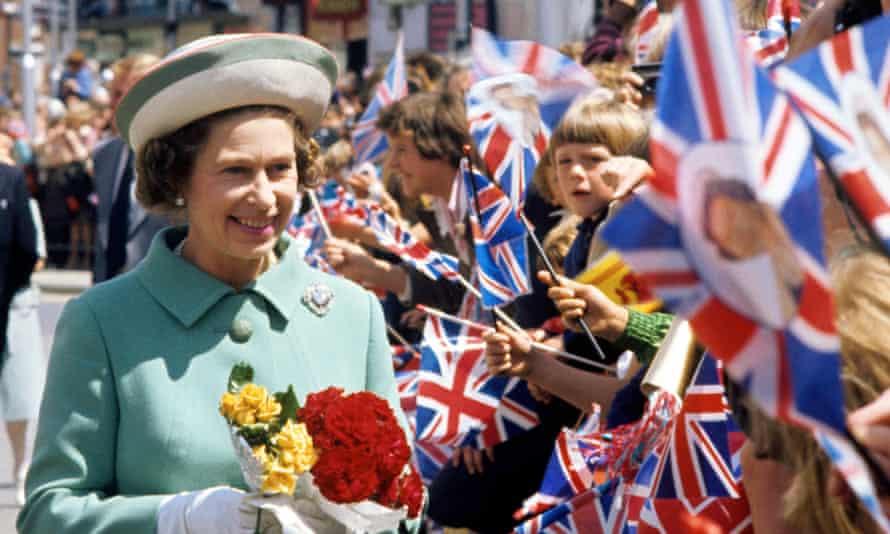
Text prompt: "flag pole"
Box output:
[[453, 273, 524, 333], [307, 189, 333, 239], [781, 0, 793, 42], [417, 305, 625, 377], [462, 145, 527, 333], [386, 323, 415, 349], [518, 211, 610, 361], [461, 144, 609, 360]]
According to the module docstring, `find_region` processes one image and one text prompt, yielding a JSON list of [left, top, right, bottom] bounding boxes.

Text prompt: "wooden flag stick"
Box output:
[[453, 272, 523, 333], [307, 189, 333, 239], [386, 323, 414, 349], [417, 304, 625, 377], [519, 212, 610, 361]]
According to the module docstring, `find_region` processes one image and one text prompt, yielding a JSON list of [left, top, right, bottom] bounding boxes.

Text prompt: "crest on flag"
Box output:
[[467, 73, 549, 209], [471, 27, 601, 131], [602, 1, 890, 529], [601, 0, 845, 435], [351, 32, 408, 165], [774, 15, 890, 254]]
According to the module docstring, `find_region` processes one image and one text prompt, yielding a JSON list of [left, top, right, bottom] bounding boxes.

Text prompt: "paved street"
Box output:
[[0, 269, 88, 532]]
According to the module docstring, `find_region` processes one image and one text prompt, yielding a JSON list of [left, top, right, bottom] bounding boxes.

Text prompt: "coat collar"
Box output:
[[136, 226, 305, 328]]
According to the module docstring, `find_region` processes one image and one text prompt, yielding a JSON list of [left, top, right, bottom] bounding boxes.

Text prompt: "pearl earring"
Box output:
[[175, 196, 185, 207]]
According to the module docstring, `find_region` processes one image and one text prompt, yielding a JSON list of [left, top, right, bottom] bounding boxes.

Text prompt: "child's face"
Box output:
[[554, 143, 616, 219]]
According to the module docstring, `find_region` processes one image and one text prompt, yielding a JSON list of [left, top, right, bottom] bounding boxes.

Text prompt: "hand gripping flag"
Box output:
[[634, 0, 661, 64], [462, 158, 531, 307], [745, 0, 800, 68], [471, 27, 600, 131], [467, 73, 550, 209], [601, 1, 890, 529], [416, 313, 539, 448], [773, 15, 890, 255], [351, 32, 408, 165], [363, 205, 461, 282]]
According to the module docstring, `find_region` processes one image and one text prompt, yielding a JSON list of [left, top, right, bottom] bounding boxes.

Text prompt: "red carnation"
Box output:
[[397, 466, 424, 518], [299, 387, 419, 515]]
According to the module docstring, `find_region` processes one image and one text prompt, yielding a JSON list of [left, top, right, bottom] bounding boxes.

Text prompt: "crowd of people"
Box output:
[[1, 0, 890, 533]]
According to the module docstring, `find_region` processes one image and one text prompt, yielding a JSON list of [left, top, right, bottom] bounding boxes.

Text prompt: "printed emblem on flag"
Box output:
[[774, 15, 890, 254], [575, 252, 661, 313]]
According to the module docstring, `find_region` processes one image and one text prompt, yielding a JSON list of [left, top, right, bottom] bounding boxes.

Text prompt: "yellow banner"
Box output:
[[575, 252, 661, 313]]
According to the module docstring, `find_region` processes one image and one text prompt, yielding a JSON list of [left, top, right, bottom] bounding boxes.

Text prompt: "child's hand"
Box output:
[[538, 271, 629, 342], [598, 156, 654, 201]]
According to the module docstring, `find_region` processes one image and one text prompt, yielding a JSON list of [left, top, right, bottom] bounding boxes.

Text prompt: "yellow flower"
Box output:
[[273, 421, 317, 473], [252, 445, 271, 467], [238, 384, 268, 409], [232, 405, 257, 426], [219, 392, 238, 420], [256, 396, 282, 423], [261, 462, 297, 495]]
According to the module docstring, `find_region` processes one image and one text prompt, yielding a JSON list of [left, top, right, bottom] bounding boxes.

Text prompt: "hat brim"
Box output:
[[116, 34, 338, 155]]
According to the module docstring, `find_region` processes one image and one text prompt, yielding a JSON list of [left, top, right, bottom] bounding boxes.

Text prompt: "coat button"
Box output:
[[229, 318, 253, 343]]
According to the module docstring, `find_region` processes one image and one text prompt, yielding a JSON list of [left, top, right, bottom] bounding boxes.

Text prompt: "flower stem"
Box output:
[[255, 508, 262, 534]]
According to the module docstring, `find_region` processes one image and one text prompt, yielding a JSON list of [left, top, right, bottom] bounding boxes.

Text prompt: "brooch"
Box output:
[[302, 282, 334, 317]]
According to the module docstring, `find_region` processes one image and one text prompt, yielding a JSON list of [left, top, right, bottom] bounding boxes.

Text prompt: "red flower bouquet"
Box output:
[[300, 387, 424, 519]]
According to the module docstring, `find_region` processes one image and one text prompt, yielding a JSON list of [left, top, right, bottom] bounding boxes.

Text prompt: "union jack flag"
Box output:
[[351, 32, 408, 165], [462, 158, 531, 307], [519, 392, 677, 524], [745, 0, 800, 68], [316, 180, 359, 221], [364, 205, 461, 281], [471, 27, 600, 131], [634, 0, 661, 63], [416, 314, 539, 448], [515, 481, 629, 534], [392, 344, 420, 372], [467, 73, 550, 209], [602, 0, 845, 435], [648, 356, 740, 512], [602, 1, 890, 528], [637, 495, 753, 534], [413, 439, 454, 486], [287, 209, 335, 273], [774, 15, 890, 255], [517, 414, 606, 518]]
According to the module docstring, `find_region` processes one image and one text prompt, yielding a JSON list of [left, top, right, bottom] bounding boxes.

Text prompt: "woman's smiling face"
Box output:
[[183, 110, 298, 275]]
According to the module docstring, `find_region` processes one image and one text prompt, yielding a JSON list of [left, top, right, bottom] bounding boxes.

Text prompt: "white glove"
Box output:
[[156, 486, 296, 534]]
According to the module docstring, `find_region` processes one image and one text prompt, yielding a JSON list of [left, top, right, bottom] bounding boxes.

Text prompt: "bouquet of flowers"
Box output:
[[220, 362, 423, 532]]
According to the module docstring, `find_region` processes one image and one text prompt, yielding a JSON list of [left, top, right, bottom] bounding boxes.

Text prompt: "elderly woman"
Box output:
[[18, 34, 411, 534]]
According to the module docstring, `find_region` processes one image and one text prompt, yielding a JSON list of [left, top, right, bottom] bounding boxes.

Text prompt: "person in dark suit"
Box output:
[[92, 53, 169, 283], [0, 163, 38, 359]]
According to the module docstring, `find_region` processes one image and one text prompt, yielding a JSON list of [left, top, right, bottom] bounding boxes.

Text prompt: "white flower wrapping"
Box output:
[[230, 427, 408, 533]]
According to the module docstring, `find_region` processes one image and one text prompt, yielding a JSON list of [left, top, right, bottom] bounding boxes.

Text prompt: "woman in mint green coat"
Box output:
[[18, 34, 413, 534]]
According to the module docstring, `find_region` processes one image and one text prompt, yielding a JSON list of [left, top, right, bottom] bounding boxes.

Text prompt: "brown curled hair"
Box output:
[[136, 105, 319, 214]]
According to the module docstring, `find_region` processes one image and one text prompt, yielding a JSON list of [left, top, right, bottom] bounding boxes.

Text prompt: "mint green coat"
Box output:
[[18, 227, 412, 534]]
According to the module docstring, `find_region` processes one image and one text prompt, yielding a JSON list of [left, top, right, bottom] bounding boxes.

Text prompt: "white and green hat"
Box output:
[[115, 33, 338, 154]]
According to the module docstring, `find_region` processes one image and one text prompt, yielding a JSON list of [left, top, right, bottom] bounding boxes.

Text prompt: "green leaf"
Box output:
[[228, 362, 254, 394], [274, 385, 301, 426], [238, 423, 271, 448]]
